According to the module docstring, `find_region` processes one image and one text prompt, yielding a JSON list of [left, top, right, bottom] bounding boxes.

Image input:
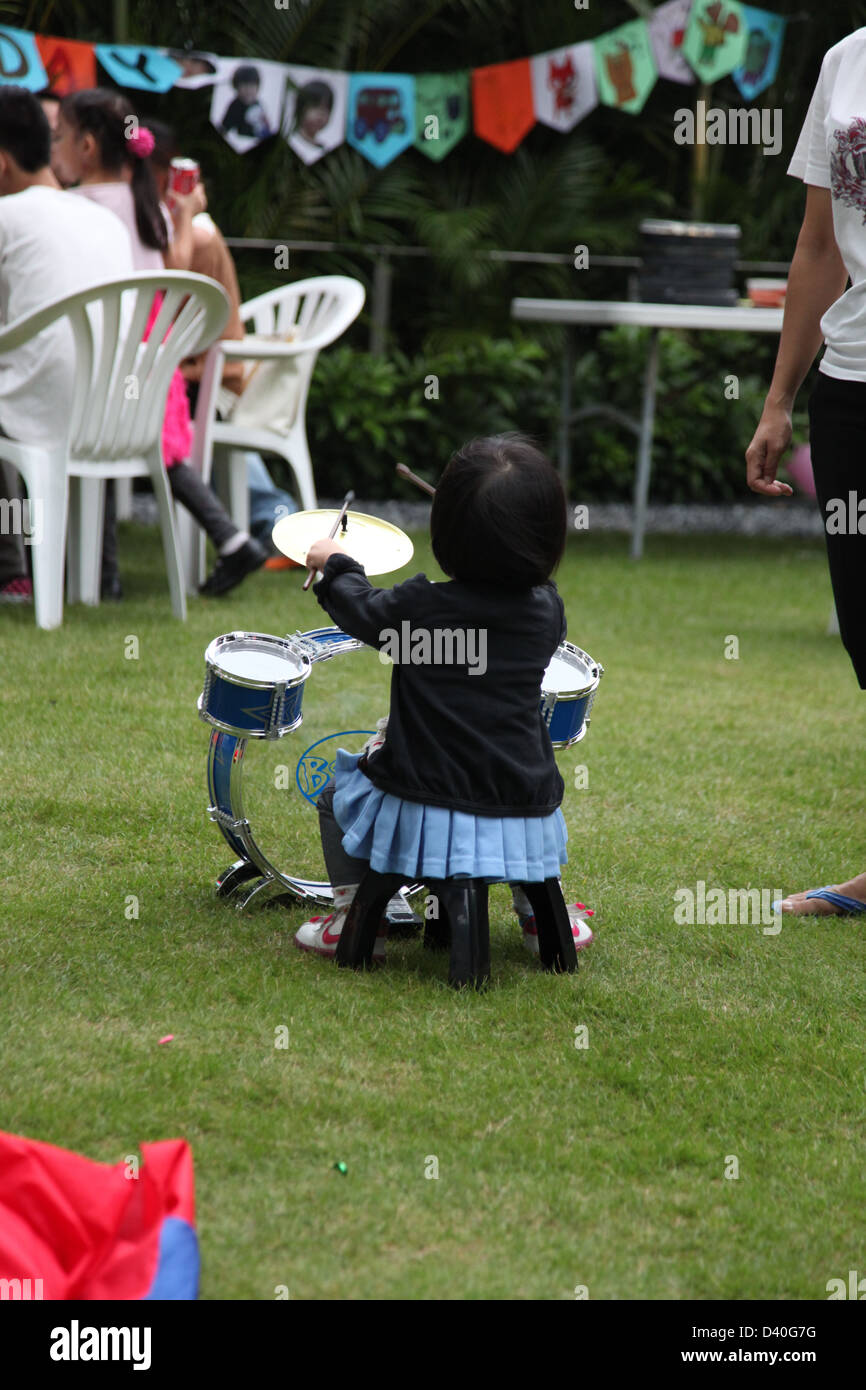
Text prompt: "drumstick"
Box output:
[[396, 462, 436, 498], [303, 489, 355, 591]]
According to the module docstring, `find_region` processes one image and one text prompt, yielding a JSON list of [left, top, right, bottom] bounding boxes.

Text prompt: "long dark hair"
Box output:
[[60, 88, 167, 253], [431, 434, 567, 590]]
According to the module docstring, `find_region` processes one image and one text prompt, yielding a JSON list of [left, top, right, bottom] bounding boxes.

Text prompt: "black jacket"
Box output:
[[314, 553, 566, 816]]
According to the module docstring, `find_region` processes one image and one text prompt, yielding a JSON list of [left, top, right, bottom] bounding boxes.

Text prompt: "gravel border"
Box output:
[[131, 492, 824, 538]]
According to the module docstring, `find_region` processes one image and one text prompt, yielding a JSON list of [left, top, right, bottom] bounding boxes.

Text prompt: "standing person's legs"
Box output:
[[809, 371, 866, 687], [778, 370, 866, 914]]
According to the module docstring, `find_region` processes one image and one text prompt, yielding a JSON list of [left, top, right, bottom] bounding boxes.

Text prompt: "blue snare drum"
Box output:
[[540, 643, 603, 749], [199, 632, 311, 740]]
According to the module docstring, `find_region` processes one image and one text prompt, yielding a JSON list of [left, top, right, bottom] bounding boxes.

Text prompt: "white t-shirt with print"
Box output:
[[788, 27, 866, 380], [0, 186, 133, 442]]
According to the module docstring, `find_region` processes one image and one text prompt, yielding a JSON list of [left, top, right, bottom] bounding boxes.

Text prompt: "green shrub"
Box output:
[[304, 328, 797, 503]]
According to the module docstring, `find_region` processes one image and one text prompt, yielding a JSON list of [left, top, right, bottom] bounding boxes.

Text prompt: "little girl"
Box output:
[[50, 88, 266, 598], [295, 434, 594, 959]]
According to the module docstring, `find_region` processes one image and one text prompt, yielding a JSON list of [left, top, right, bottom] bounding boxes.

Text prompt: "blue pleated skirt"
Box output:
[[332, 750, 568, 881]]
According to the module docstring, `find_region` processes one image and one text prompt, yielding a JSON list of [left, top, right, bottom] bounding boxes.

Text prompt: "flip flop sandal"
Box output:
[[803, 888, 866, 914]]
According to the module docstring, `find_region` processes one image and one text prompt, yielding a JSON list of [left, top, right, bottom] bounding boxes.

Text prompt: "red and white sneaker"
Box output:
[[294, 888, 387, 961], [520, 901, 594, 955], [0, 576, 32, 604]]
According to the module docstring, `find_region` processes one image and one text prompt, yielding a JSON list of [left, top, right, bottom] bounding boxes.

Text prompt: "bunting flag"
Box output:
[[681, 0, 748, 83], [347, 73, 416, 167], [472, 57, 535, 153], [36, 35, 96, 94], [414, 72, 470, 161], [731, 5, 786, 100], [530, 43, 598, 132], [0, 25, 48, 90], [0, 1132, 198, 1300], [648, 0, 696, 86], [210, 58, 287, 153], [0, 12, 790, 161], [283, 64, 349, 165], [594, 20, 658, 115], [95, 44, 182, 93], [168, 50, 220, 89]]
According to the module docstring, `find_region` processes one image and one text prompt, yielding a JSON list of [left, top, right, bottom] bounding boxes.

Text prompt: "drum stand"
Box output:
[[206, 727, 422, 923]]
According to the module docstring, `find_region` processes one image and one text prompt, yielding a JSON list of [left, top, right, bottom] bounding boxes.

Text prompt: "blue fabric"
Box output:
[[142, 1218, 199, 1300], [332, 750, 567, 881], [247, 452, 297, 541], [805, 887, 866, 914]]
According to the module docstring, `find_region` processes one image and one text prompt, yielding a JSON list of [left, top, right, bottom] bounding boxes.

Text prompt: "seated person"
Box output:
[[0, 86, 133, 604], [150, 122, 298, 559], [51, 87, 267, 598]]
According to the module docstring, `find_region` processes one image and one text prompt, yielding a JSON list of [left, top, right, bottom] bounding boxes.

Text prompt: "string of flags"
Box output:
[[4, 1, 787, 167]]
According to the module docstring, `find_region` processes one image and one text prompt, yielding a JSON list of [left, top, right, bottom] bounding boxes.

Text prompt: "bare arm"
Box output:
[[746, 185, 849, 496], [163, 184, 208, 272]]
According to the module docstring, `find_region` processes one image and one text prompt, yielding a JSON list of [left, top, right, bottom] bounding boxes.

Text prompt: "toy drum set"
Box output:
[[196, 502, 603, 912]]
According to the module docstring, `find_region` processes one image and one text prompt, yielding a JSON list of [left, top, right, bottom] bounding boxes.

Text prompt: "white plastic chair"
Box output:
[[0, 272, 228, 629], [183, 274, 365, 590]]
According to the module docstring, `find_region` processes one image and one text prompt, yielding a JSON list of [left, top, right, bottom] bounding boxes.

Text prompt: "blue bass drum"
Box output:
[[540, 642, 603, 749], [198, 632, 311, 740]]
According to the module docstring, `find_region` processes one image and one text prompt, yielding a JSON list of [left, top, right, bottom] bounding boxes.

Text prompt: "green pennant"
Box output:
[[681, 0, 749, 83], [594, 19, 658, 116], [414, 71, 469, 161]]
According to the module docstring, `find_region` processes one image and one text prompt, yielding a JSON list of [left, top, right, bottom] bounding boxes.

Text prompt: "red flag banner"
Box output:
[[472, 57, 535, 153], [36, 35, 97, 95]]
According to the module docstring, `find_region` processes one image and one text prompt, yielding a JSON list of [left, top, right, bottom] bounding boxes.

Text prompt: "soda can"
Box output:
[[169, 158, 200, 196]]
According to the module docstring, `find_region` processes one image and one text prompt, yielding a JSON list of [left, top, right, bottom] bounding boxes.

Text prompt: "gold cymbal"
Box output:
[[272, 508, 414, 577]]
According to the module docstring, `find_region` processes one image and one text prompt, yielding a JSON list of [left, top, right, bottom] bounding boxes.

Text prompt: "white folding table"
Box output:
[[510, 298, 784, 559]]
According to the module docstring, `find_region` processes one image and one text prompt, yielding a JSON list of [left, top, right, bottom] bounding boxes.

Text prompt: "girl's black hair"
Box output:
[[431, 434, 567, 590], [293, 80, 334, 127], [146, 118, 178, 172], [60, 88, 167, 253]]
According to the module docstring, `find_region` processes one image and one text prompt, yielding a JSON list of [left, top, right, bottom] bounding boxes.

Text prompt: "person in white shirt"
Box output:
[[0, 85, 133, 603], [746, 29, 866, 918]]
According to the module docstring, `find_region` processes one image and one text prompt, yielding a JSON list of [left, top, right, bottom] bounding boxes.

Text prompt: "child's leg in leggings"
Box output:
[[166, 462, 249, 554], [317, 780, 369, 904]]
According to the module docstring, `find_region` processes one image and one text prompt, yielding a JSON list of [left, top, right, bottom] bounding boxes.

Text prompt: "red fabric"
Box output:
[[36, 36, 97, 95], [0, 1132, 194, 1300], [472, 57, 535, 153], [144, 298, 192, 468]]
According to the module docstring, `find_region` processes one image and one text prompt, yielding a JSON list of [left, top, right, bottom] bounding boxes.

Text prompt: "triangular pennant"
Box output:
[[210, 59, 287, 154], [0, 26, 48, 91], [594, 19, 658, 115], [35, 35, 97, 95], [414, 72, 469, 161], [95, 44, 182, 93], [347, 74, 416, 167], [681, 0, 748, 83], [731, 6, 786, 100], [282, 65, 348, 165], [166, 50, 220, 89], [530, 43, 598, 133], [648, 0, 696, 86], [472, 57, 535, 153]]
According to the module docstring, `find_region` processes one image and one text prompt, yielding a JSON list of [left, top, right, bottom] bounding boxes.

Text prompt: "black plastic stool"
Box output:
[[335, 871, 578, 988]]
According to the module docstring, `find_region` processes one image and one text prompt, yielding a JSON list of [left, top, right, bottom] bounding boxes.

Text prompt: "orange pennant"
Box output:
[[36, 35, 97, 96], [472, 57, 535, 153]]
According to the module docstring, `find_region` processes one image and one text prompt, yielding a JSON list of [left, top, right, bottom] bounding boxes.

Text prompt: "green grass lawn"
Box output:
[[1, 523, 864, 1300]]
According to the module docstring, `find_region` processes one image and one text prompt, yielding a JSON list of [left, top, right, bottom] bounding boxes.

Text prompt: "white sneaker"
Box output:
[[294, 886, 387, 961], [519, 902, 594, 956]]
